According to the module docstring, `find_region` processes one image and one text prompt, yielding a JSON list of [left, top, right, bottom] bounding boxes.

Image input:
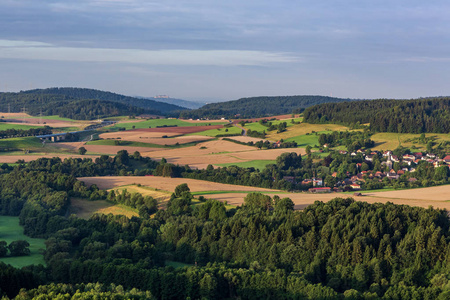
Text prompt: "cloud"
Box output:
[[0, 39, 299, 66]]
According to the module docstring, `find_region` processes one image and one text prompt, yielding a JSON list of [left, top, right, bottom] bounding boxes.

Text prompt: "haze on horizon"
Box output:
[[1, 0, 450, 102]]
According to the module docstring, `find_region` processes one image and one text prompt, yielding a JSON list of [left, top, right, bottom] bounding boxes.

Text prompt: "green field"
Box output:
[[0, 123, 43, 131], [109, 119, 226, 131], [0, 216, 46, 267], [28, 115, 78, 122], [243, 118, 303, 133], [192, 126, 242, 137], [0, 137, 68, 153], [215, 159, 275, 170], [285, 133, 322, 148]]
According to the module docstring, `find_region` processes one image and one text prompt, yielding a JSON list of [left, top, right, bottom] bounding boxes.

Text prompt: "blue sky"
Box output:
[[1, 0, 450, 101]]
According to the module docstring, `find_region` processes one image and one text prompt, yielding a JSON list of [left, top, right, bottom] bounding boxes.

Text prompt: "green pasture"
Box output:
[[110, 119, 226, 131], [191, 126, 242, 137], [215, 159, 275, 170], [0, 216, 46, 267], [0, 123, 43, 131], [243, 118, 303, 133], [0, 137, 67, 153]]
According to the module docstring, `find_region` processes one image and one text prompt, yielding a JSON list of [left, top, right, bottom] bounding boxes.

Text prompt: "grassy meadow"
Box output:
[[215, 159, 276, 170], [192, 126, 242, 137], [0, 216, 46, 267]]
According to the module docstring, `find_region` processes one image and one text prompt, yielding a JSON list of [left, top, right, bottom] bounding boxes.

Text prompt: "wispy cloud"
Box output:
[[0, 39, 299, 66]]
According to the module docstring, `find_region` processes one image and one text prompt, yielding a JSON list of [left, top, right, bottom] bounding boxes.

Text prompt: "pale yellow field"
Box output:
[[79, 176, 275, 193], [0, 154, 99, 163], [113, 185, 172, 208], [139, 139, 305, 169], [371, 132, 450, 151], [79, 176, 450, 211], [268, 123, 351, 140], [100, 134, 213, 146], [226, 136, 270, 143]]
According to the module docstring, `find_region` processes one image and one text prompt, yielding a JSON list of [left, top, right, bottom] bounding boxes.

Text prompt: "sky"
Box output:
[[1, 0, 450, 102]]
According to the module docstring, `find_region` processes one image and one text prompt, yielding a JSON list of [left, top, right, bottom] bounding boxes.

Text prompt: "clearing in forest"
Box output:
[[69, 198, 139, 219], [0, 216, 46, 268]]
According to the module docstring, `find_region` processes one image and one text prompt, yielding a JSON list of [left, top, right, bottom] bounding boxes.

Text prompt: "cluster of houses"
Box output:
[[286, 150, 450, 193]]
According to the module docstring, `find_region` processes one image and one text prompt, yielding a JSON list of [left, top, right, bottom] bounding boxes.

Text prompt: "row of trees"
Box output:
[[0, 127, 52, 139], [0, 240, 30, 257]]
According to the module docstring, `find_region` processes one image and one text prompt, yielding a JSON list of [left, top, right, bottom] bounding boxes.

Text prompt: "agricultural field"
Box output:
[[215, 159, 276, 170], [69, 198, 139, 219], [0, 136, 71, 154], [190, 125, 242, 137], [0, 216, 46, 268], [267, 122, 351, 141], [371, 132, 450, 151], [243, 117, 302, 133], [98, 131, 213, 145], [0, 123, 42, 131], [109, 118, 227, 130], [79, 175, 450, 211], [138, 139, 305, 169]]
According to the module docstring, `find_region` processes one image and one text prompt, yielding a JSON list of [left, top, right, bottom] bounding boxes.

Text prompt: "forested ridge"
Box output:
[[0, 88, 187, 119], [1, 156, 450, 298], [303, 97, 450, 133], [25, 87, 187, 114], [180, 95, 352, 119]]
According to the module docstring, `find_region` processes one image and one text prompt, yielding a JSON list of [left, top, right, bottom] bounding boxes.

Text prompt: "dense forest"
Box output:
[[0, 88, 187, 119], [0, 93, 145, 120], [1, 154, 450, 298], [303, 97, 450, 133], [180, 95, 353, 119], [25, 88, 187, 114]]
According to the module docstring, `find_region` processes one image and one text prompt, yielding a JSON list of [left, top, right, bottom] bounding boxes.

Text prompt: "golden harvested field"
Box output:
[[113, 185, 172, 208], [139, 139, 305, 169], [79, 176, 275, 193], [0, 154, 99, 163], [267, 123, 351, 140], [98, 132, 213, 145], [79, 176, 450, 210], [0, 113, 87, 128], [55, 143, 161, 155], [69, 198, 139, 219], [371, 132, 450, 151]]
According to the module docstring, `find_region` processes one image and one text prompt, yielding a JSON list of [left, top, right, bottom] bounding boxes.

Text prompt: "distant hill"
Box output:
[[0, 92, 145, 120], [24, 87, 187, 114], [179, 95, 353, 119], [140, 96, 205, 109]]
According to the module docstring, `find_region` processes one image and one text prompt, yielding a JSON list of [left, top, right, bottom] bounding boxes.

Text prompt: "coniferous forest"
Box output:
[[1, 155, 450, 299], [303, 97, 450, 133]]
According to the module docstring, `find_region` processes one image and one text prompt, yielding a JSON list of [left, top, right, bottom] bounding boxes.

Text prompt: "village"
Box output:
[[290, 149, 450, 193]]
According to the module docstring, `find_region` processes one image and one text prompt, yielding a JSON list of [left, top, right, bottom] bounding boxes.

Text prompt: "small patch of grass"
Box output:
[[215, 159, 276, 170], [0, 216, 46, 267]]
